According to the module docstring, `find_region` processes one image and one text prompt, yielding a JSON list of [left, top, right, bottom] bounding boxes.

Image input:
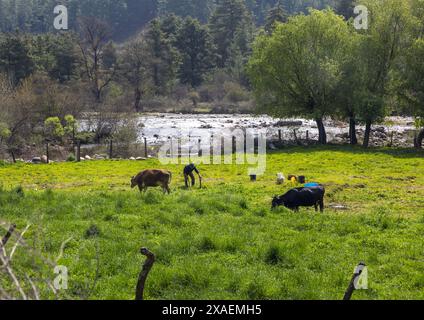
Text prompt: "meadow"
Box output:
[[0, 146, 423, 300]]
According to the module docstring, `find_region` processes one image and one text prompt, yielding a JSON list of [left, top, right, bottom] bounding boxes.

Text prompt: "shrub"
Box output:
[[13, 186, 25, 198], [246, 282, 266, 300], [265, 245, 283, 265], [224, 82, 250, 103], [85, 224, 100, 238], [67, 154, 76, 162], [198, 237, 216, 252], [239, 199, 249, 210]]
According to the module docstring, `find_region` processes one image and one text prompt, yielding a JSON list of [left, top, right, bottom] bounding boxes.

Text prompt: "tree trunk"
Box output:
[[349, 116, 358, 145], [416, 129, 424, 149], [363, 120, 372, 148], [134, 88, 142, 113], [316, 119, 327, 145], [10, 150, 16, 163]]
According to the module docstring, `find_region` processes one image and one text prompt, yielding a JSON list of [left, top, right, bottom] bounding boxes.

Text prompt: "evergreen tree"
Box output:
[[0, 33, 34, 86], [159, 14, 184, 40], [336, 0, 355, 20], [209, 0, 254, 68], [145, 19, 179, 95], [175, 17, 216, 87], [265, 1, 288, 33], [120, 35, 153, 112]]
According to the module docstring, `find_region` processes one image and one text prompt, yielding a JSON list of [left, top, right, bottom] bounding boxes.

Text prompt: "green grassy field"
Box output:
[[0, 146, 423, 300]]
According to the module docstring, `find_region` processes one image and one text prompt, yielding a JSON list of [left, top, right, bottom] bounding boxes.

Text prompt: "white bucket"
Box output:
[[277, 173, 285, 185]]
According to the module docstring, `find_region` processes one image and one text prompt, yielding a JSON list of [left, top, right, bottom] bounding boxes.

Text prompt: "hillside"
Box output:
[[0, 0, 338, 40]]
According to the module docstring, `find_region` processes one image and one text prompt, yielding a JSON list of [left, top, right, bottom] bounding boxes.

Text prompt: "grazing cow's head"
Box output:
[[272, 196, 284, 209], [131, 176, 137, 188]]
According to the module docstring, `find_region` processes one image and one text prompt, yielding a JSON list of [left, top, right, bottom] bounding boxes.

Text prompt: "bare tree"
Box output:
[[77, 17, 117, 103], [0, 75, 37, 162]]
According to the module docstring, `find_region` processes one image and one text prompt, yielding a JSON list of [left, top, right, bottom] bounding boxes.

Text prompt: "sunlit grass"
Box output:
[[0, 146, 423, 300]]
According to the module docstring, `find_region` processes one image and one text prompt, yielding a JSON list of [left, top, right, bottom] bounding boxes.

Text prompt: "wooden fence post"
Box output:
[[198, 139, 202, 157], [343, 262, 367, 300], [390, 132, 394, 147], [293, 129, 301, 146], [109, 139, 113, 159], [306, 130, 310, 144], [144, 137, 148, 158], [76, 140, 81, 162], [135, 248, 155, 301], [46, 142, 50, 164], [278, 129, 282, 142]]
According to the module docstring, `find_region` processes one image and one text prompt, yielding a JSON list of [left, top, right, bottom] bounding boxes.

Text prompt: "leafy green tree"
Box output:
[[44, 117, 65, 142], [64, 115, 77, 139], [334, 33, 362, 145], [403, 38, 424, 147], [355, 0, 412, 147], [175, 18, 216, 87], [248, 9, 353, 144], [0, 122, 11, 144]]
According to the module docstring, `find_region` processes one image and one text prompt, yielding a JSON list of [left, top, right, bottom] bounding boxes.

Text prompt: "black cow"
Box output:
[[272, 186, 325, 212]]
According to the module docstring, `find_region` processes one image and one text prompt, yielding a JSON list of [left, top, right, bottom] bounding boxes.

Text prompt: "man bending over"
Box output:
[[184, 163, 202, 188]]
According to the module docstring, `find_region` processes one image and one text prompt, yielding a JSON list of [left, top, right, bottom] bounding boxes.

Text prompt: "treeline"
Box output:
[[0, 0, 338, 39], [0, 0, 267, 160], [1, 0, 423, 161], [248, 0, 424, 148]]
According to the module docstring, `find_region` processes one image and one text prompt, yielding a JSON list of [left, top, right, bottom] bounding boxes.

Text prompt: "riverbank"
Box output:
[[1, 114, 420, 163]]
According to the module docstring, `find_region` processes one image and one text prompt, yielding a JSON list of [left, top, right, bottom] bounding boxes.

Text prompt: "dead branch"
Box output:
[[0, 253, 27, 300], [135, 247, 155, 301], [25, 274, 40, 300], [55, 237, 73, 263], [9, 224, 31, 260], [0, 286, 12, 300], [1, 224, 16, 247]]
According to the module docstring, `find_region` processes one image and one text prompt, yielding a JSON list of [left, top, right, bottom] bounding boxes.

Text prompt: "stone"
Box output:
[[32, 157, 42, 164], [136, 157, 147, 161], [85, 155, 92, 160], [274, 120, 303, 127], [329, 204, 349, 210], [41, 155, 48, 164], [129, 157, 136, 161]]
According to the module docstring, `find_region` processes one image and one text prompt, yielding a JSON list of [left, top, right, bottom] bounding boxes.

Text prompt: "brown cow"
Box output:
[[131, 169, 172, 194]]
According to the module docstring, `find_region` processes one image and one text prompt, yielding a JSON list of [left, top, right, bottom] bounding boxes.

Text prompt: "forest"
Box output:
[[0, 0, 423, 162], [0, 0, 338, 38]]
